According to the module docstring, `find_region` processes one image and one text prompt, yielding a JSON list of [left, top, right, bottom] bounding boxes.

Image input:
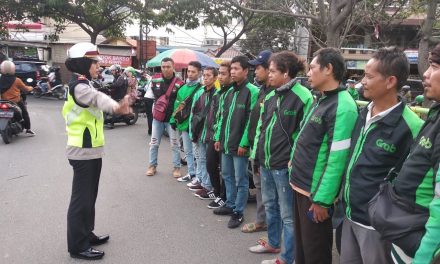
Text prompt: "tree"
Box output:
[[0, 0, 40, 40], [159, 0, 275, 57], [38, 0, 140, 44], [417, 0, 440, 77], [238, 16, 298, 55], [236, 0, 364, 48]]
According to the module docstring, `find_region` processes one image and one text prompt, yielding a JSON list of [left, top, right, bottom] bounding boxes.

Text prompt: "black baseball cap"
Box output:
[[249, 50, 272, 66]]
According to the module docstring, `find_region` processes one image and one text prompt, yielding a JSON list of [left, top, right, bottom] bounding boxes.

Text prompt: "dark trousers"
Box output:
[[17, 100, 30, 129], [67, 159, 102, 253], [206, 141, 225, 199], [294, 191, 333, 264], [146, 98, 154, 135]]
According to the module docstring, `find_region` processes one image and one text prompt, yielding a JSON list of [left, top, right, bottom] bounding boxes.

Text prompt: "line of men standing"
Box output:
[[143, 45, 440, 264]]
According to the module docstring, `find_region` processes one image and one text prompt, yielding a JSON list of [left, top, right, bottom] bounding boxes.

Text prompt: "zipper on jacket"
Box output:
[[264, 113, 277, 168], [344, 123, 377, 218], [224, 92, 238, 154]]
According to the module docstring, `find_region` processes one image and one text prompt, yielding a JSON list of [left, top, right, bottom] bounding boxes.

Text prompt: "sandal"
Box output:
[[249, 239, 281, 254], [241, 222, 268, 233]]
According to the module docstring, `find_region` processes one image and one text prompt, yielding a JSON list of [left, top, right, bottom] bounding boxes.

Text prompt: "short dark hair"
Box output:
[[231, 55, 249, 70], [161, 57, 174, 64], [430, 43, 440, 65], [371, 46, 409, 91], [314, 48, 345, 82], [204, 67, 218, 77], [269, 51, 305, 79], [188, 61, 202, 71]]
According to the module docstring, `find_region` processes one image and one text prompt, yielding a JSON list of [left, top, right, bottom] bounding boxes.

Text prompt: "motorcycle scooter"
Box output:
[[97, 87, 138, 128], [33, 77, 67, 100], [0, 100, 25, 144]]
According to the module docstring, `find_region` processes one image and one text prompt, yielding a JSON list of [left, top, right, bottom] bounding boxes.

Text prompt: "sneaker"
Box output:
[[196, 190, 216, 200], [187, 178, 200, 187], [249, 239, 281, 254], [213, 206, 233, 215], [172, 167, 181, 178], [145, 165, 156, 176], [188, 183, 203, 191], [228, 212, 244, 229], [261, 258, 284, 264], [207, 197, 226, 209], [25, 129, 36, 136], [177, 173, 193, 182]]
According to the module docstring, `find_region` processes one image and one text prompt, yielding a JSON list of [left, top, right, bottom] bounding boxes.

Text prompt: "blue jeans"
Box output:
[[193, 142, 211, 189], [221, 153, 249, 215], [261, 167, 295, 264], [180, 131, 195, 176], [148, 119, 180, 168]]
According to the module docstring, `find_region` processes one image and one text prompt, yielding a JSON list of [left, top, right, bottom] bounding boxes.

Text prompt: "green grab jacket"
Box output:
[[214, 81, 259, 156], [251, 81, 313, 169], [169, 82, 201, 131], [289, 87, 359, 207]]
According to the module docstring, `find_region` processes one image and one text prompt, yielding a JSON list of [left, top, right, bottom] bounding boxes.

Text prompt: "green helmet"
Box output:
[[124, 66, 136, 76], [415, 95, 424, 104]]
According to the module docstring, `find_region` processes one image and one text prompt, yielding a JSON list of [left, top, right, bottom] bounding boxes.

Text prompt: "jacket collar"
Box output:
[[316, 85, 345, 99], [359, 100, 405, 127], [233, 80, 248, 91], [426, 102, 440, 123]]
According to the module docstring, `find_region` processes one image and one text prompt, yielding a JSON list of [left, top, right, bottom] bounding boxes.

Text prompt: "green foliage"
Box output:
[[239, 15, 298, 54]]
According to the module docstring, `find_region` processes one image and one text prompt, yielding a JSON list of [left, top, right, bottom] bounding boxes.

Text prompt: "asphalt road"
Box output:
[[0, 97, 270, 264]]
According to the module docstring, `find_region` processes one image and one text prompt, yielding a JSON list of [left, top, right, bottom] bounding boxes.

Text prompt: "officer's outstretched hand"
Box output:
[[113, 95, 132, 115]]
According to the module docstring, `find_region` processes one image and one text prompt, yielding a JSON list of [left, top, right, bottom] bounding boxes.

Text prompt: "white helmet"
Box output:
[[0, 60, 15, 75], [67, 43, 100, 61]]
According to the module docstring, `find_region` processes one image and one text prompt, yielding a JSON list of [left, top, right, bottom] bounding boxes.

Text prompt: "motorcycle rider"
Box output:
[[107, 64, 128, 128], [108, 64, 127, 101], [0, 60, 35, 135], [46, 66, 63, 93], [63, 42, 131, 260]]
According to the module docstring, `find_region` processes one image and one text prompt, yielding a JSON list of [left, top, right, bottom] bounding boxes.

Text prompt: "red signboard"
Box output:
[[99, 55, 132, 67]]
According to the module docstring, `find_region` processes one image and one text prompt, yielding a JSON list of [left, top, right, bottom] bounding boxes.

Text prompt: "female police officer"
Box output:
[[63, 43, 131, 260]]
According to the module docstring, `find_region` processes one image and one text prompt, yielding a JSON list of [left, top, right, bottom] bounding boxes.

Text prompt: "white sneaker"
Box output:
[[261, 258, 283, 264], [186, 178, 200, 187], [177, 173, 192, 182]]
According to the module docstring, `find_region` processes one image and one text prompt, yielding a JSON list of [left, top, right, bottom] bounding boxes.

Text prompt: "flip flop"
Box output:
[[241, 222, 268, 233]]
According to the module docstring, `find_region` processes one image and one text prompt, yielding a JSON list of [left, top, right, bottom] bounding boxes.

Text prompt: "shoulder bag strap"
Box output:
[[165, 77, 177, 99]]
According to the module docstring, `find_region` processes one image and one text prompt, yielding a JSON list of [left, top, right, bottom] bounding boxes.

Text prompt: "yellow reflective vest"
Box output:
[[62, 85, 104, 148]]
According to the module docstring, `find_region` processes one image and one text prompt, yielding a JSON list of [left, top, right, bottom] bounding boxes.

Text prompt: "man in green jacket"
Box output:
[[341, 47, 423, 264], [387, 43, 440, 264], [346, 79, 359, 100], [289, 48, 358, 263], [213, 55, 259, 229], [170, 61, 202, 181]]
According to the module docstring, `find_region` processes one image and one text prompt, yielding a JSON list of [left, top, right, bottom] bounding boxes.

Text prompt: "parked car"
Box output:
[[14, 61, 49, 87]]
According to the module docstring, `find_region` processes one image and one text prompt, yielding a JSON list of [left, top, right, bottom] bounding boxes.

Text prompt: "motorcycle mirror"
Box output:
[[26, 78, 34, 83]]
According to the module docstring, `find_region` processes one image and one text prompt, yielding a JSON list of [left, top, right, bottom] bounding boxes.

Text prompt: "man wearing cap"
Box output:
[[241, 50, 272, 234], [347, 79, 359, 100], [63, 42, 131, 260], [400, 84, 412, 103]]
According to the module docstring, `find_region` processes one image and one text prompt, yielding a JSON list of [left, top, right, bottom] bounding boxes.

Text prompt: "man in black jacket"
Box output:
[[242, 50, 272, 234], [213, 56, 259, 229], [341, 47, 423, 264]]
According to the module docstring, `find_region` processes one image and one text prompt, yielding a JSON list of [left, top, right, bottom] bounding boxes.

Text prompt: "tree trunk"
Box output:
[[418, 0, 438, 78], [90, 33, 98, 44], [326, 26, 341, 48]]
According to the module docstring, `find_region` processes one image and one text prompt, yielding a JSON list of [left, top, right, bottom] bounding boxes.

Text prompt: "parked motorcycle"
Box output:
[[97, 87, 138, 127], [0, 100, 24, 144], [33, 78, 67, 100]]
